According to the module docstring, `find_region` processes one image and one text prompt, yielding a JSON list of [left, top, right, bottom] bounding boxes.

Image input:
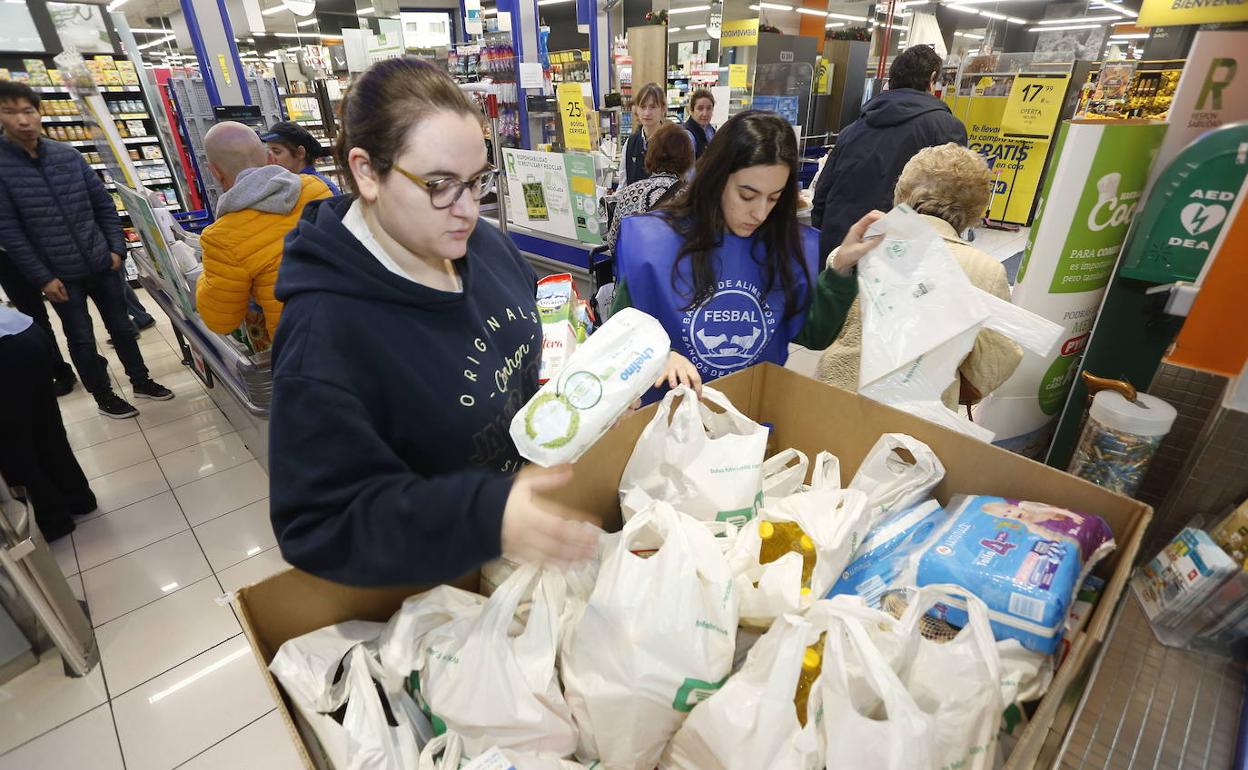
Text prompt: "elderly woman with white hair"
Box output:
[[815, 142, 1023, 408]]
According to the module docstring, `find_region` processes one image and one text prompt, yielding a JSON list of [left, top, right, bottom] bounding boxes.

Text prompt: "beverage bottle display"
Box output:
[[793, 635, 824, 727], [758, 520, 816, 592]]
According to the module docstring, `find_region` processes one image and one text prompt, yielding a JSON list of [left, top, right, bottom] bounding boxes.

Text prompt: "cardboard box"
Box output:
[[236, 364, 1151, 770]]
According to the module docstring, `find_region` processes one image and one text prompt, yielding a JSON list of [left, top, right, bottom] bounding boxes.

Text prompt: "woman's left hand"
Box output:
[[655, 351, 702, 395], [831, 210, 886, 275]]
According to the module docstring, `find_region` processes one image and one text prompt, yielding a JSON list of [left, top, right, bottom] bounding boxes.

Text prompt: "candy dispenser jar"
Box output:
[[1068, 390, 1178, 497]]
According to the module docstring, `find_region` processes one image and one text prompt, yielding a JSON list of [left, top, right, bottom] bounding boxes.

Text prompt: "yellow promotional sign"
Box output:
[[1139, 0, 1248, 27], [1001, 73, 1070, 139], [729, 63, 749, 88], [217, 53, 232, 86], [557, 82, 593, 151], [958, 96, 1053, 225], [815, 57, 832, 94], [721, 19, 759, 47]]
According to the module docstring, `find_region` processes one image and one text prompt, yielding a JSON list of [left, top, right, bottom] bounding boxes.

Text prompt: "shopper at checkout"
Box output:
[[683, 88, 716, 161], [268, 58, 599, 587], [817, 143, 1022, 407], [197, 121, 331, 339], [611, 110, 887, 394], [621, 82, 668, 186], [262, 120, 342, 196], [603, 122, 694, 255]]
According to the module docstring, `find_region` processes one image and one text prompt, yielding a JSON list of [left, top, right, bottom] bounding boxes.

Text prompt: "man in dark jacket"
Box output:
[[0, 81, 172, 419], [813, 45, 967, 260]]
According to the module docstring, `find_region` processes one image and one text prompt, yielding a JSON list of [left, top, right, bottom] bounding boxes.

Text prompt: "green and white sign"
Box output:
[[976, 120, 1168, 458], [503, 148, 604, 245]]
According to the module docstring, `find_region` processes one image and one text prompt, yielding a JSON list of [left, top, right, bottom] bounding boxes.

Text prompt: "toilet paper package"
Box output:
[[511, 308, 670, 467]]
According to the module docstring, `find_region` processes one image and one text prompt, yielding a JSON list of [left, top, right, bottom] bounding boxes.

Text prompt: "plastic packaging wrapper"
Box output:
[[1132, 527, 1238, 631], [661, 613, 824, 770], [536, 273, 594, 384], [1068, 390, 1176, 497], [848, 433, 945, 527], [856, 207, 1063, 441], [619, 386, 768, 525], [561, 501, 740, 770], [828, 499, 947, 607], [916, 496, 1115, 653], [512, 308, 669, 466]]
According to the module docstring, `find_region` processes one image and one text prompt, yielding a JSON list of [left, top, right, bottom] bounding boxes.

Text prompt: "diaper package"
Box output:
[[511, 308, 669, 467], [827, 499, 947, 607], [915, 495, 1115, 653], [536, 274, 594, 383]]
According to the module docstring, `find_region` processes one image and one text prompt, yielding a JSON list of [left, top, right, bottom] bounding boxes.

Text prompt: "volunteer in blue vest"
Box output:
[[267, 59, 597, 587], [611, 110, 885, 391]]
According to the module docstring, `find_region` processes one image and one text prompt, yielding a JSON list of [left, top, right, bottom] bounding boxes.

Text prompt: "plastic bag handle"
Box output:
[[824, 614, 916, 720], [481, 562, 543, 639], [810, 451, 842, 491], [620, 501, 692, 560], [902, 584, 1000, 681]]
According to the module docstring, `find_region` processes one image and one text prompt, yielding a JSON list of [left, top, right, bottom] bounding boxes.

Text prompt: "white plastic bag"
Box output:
[[414, 565, 578, 759], [417, 732, 464, 770], [330, 645, 428, 770], [996, 639, 1054, 708], [661, 613, 823, 770], [857, 207, 1062, 441], [511, 307, 670, 466], [761, 449, 809, 503], [619, 386, 768, 526], [378, 586, 487, 691], [562, 501, 740, 769], [727, 474, 871, 628], [848, 433, 945, 527]]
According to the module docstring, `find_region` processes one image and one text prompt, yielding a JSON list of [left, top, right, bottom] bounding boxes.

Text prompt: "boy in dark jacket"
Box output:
[[0, 81, 172, 419], [813, 45, 967, 260]]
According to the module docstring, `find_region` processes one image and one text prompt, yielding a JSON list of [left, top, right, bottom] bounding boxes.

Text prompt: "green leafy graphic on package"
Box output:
[[672, 674, 730, 712]]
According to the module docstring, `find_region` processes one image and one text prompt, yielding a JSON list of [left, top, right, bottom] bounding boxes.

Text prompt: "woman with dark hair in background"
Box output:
[[268, 58, 597, 587], [262, 120, 343, 195], [621, 82, 667, 186], [604, 123, 694, 255], [611, 110, 886, 393], [683, 88, 716, 160]]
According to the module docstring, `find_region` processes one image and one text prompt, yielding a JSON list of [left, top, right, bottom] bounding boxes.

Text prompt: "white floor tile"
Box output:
[[81, 531, 213, 627], [69, 572, 85, 603], [64, 413, 142, 452], [175, 461, 269, 526], [193, 499, 276, 572], [95, 577, 240, 695], [58, 393, 111, 426], [74, 491, 189, 571], [0, 650, 110, 755], [158, 432, 253, 489], [178, 710, 304, 770], [135, 392, 218, 430], [50, 534, 78, 578], [74, 432, 154, 481], [141, 351, 190, 380], [111, 636, 275, 770], [88, 459, 170, 519], [144, 409, 236, 457], [216, 547, 290, 595], [0, 704, 123, 770]]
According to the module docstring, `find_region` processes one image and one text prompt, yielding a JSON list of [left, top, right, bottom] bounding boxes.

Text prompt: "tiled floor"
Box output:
[[0, 308, 301, 769]]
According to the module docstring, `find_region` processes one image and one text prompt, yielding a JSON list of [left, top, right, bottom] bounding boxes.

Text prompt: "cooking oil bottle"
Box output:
[[793, 634, 824, 727], [758, 520, 816, 590]]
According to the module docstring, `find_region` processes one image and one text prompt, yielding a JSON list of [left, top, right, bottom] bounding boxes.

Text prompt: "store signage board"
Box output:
[[975, 121, 1168, 456], [115, 183, 196, 319], [1139, 0, 1248, 26], [502, 148, 603, 245], [557, 81, 593, 151], [1001, 73, 1070, 140], [721, 19, 759, 47], [519, 61, 544, 89], [956, 93, 1051, 225], [465, 0, 483, 36], [728, 63, 749, 88]]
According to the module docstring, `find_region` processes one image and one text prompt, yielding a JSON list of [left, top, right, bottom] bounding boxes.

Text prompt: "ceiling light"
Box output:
[[685, 22, 706, 28], [899, 0, 930, 5], [297, 18, 317, 27], [107, 0, 128, 9], [1109, 32, 1149, 38], [962, 31, 985, 38], [536, 0, 572, 5], [1108, 5, 1138, 16], [1036, 14, 1120, 23], [948, 5, 981, 13], [129, 27, 172, 34], [979, 10, 1007, 19], [1028, 22, 1104, 31], [826, 11, 868, 21], [138, 34, 176, 50], [357, 4, 375, 12], [285, 45, 302, 51], [262, 5, 287, 15], [669, 4, 711, 13], [825, 21, 845, 27], [669, 25, 682, 30], [796, 6, 826, 14], [1007, 16, 1026, 23], [759, 2, 794, 9]]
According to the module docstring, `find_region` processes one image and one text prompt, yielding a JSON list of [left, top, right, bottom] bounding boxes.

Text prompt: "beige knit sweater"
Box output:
[[814, 214, 1024, 409]]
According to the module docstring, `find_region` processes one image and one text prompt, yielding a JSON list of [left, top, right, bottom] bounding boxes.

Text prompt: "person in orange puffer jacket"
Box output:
[[196, 121, 332, 338]]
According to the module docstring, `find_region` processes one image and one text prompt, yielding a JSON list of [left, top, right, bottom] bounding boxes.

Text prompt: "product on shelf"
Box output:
[[22, 59, 51, 86]]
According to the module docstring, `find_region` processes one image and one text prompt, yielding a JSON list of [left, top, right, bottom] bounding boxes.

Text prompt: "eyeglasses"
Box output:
[[391, 164, 497, 209]]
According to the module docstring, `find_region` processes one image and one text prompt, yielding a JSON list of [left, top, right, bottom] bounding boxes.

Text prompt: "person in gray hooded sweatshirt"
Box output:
[[196, 121, 331, 340]]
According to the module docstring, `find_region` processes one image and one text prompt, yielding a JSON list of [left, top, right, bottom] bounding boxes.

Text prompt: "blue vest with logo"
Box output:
[[616, 213, 820, 383]]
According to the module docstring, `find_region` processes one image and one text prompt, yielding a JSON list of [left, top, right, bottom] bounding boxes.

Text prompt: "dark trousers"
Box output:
[[120, 275, 154, 328], [0, 324, 96, 540], [51, 270, 150, 396], [0, 254, 73, 381]]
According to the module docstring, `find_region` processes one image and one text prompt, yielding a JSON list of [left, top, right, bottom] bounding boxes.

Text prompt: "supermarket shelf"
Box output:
[[132, 159, 167, 166], [32, 85, 142, 94], [43, 115, 85, 123], [90, 163, 108, 170], [114, 113, 150, 120], [67, 140, 96, 146], [123, 136, 159, 144]]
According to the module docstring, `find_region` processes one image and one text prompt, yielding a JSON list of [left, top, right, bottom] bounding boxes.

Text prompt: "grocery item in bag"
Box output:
[[848, 433, 945, 528], [332, 645, 430, 770], [378, 586, 487, 691], [619, 386, 768, 525], [828, 499, 946, 607], [660, 613, 824, 770], [916, 496, 1115, 653], [562, 501, 739, 770], [512, 308, 669, 466], [536, 274, 593, 383]]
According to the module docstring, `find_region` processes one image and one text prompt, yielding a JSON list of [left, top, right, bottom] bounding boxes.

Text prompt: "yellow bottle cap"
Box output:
[[759, 521, 775, 539], [799, 535, 814, 552], [803, 648, 821, 669], [800, 586, 812, 597]]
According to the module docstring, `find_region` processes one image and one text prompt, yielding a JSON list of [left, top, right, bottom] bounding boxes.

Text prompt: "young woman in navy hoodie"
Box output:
[[612, 110, 886, 391], [268, 59, 598, 587]]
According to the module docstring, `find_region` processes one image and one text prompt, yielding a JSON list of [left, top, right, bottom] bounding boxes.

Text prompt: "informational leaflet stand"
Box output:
[[114, 183, 194, 317], [502, 148, 603, 245]]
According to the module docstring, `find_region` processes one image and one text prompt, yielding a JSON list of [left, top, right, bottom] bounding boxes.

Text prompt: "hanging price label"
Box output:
[[1001, 73, 1070, 140], [557, 81, 593, 151]]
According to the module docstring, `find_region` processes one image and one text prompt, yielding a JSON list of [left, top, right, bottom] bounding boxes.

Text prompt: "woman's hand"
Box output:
[[501, 464, 601, 569], [830, 210, 886, 275], [655, 351, 702, 395]]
